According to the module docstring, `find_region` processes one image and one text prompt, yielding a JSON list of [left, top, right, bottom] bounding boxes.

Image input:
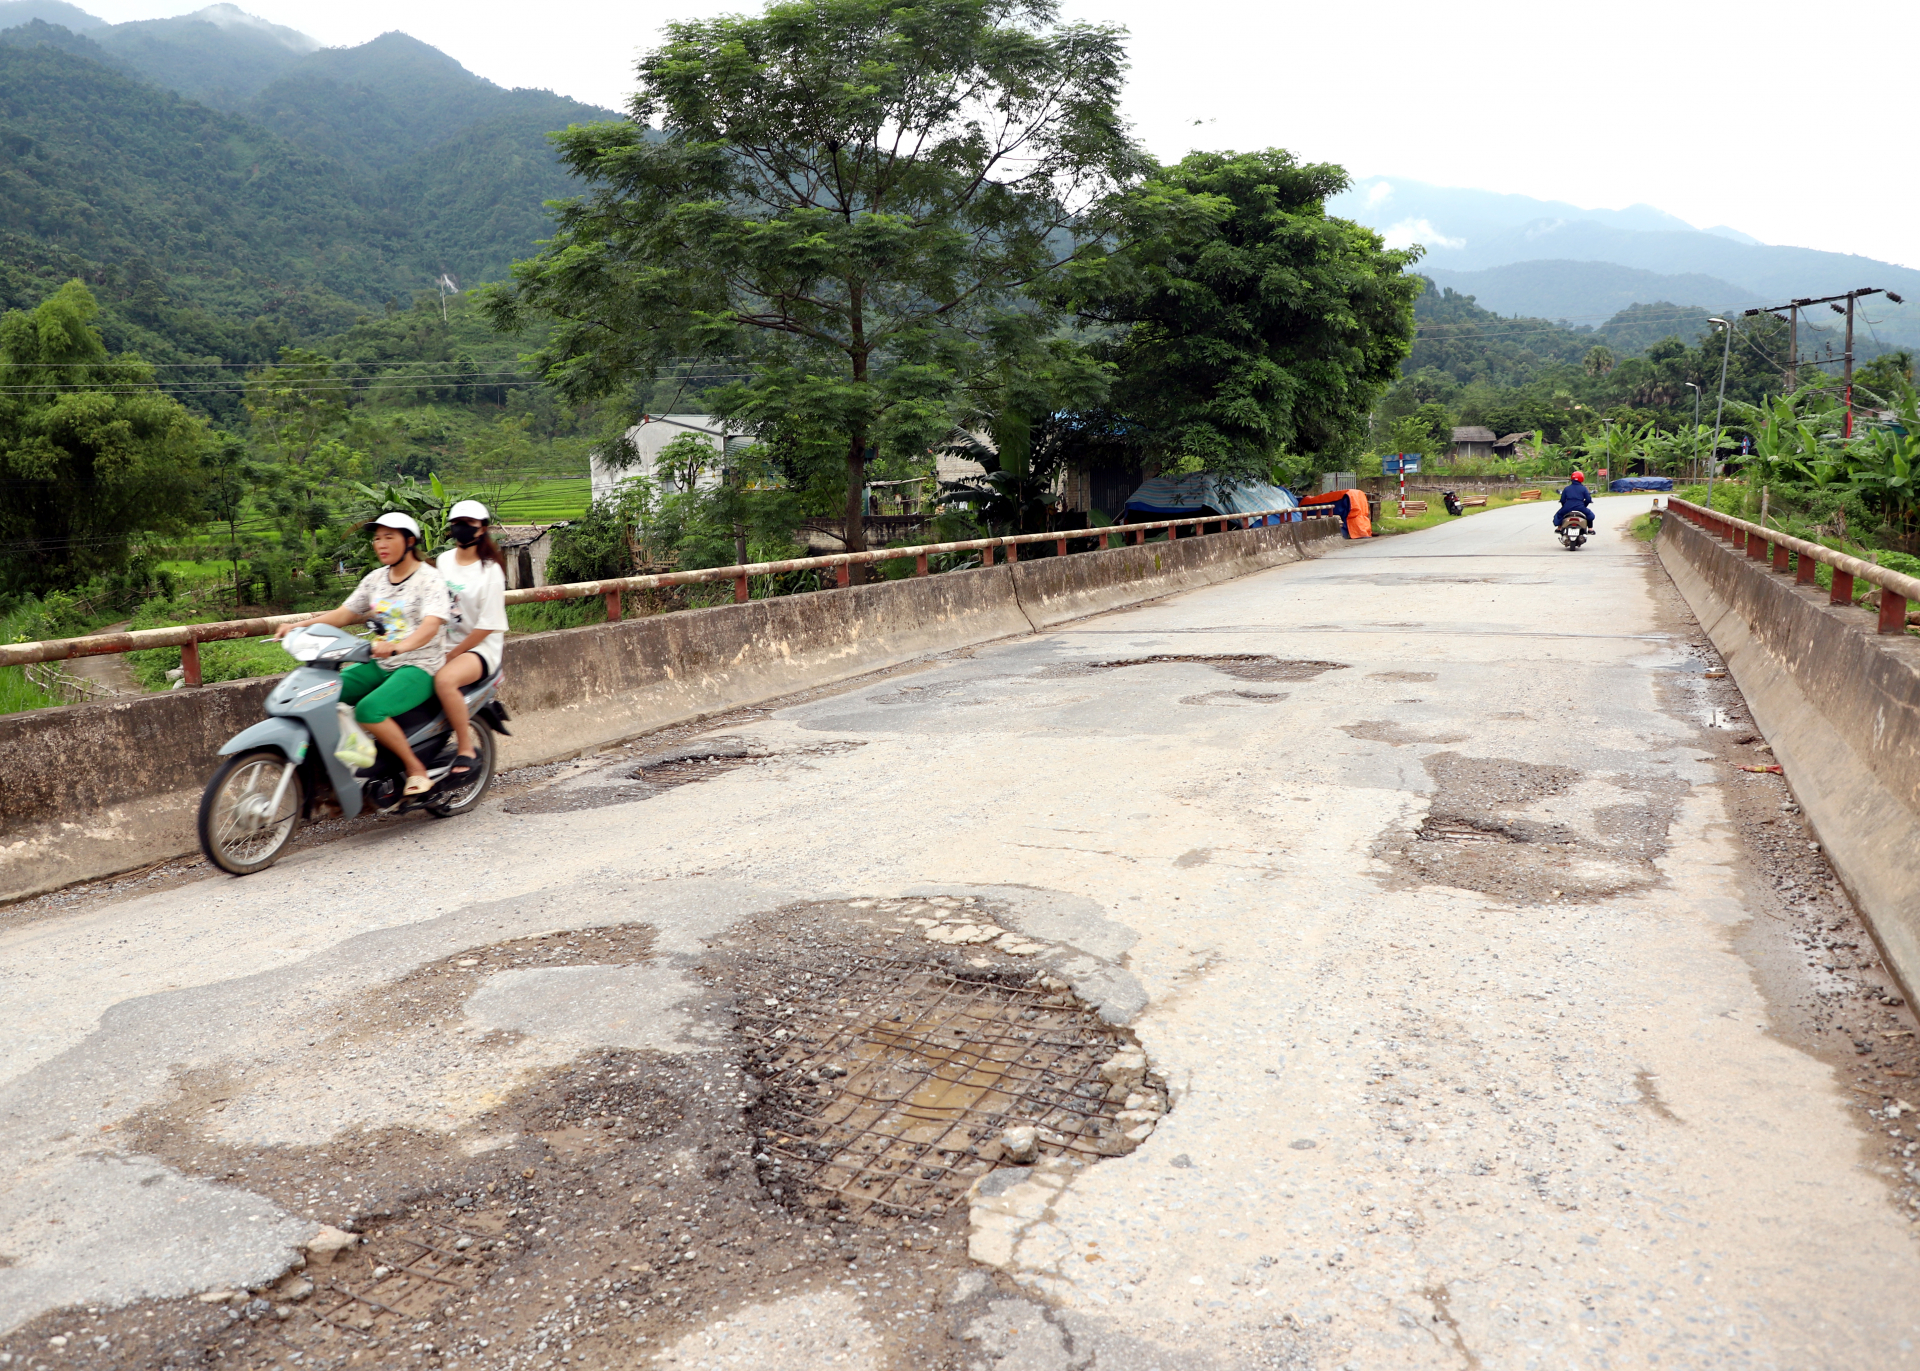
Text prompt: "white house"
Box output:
[[588, 414, 751, 502]]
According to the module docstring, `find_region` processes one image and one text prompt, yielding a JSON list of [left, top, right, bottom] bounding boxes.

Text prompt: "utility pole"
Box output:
[[1685, 381, 1701, 481], [1787, 302, 1800, 391], [1707, 318, 1734, 513], [1744, 287, 1905, 429], [1843, 294, 1857, 438]]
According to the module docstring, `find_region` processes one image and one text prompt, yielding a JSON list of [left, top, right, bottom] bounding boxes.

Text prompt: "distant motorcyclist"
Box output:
[[1553, 471, 1596, 531]]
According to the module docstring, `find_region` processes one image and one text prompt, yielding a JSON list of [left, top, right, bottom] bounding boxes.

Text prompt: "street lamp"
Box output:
[[1707, 319, 1734, 513], [1684, 381, 1701, 481]]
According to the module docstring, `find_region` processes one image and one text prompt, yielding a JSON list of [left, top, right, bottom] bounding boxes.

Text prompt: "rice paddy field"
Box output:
[[487, 478, 591, 523]]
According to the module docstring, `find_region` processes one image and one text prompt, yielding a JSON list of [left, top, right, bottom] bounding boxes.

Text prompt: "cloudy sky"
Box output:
[[79, 0, 1916, 268]]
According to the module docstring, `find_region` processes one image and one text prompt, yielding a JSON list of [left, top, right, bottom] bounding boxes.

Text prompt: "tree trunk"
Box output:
[[843, 433, 868, 582], [845, 285, 869, 580]]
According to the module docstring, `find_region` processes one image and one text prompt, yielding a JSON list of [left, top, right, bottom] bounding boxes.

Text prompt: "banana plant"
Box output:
[[346, 472, 452, 556], [1843, 393, 1920, 530]]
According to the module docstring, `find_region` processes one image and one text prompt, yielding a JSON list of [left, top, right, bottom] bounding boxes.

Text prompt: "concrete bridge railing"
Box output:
[[1657, 503, 1920, 1000], [0, 516, 1338, 904]]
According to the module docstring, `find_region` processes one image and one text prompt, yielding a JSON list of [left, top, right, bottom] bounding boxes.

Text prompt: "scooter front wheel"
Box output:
[[199, 748, 304, 875]]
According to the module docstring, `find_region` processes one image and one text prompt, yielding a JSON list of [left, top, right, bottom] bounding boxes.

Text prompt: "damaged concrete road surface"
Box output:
[[5, 497, 1920, 1370]]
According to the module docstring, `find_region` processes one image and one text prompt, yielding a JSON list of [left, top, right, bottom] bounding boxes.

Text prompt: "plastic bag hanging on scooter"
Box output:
[[334, 703, 376, 769]]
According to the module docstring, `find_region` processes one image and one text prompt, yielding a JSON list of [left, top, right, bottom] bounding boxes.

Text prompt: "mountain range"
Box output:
[[1327, 177, 1919, 349], [0, 1, 616, 389]]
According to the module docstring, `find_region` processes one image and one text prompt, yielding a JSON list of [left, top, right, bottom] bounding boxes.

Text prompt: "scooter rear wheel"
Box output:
[[426, 719, 496, 818], [199, 747, 304, 875]]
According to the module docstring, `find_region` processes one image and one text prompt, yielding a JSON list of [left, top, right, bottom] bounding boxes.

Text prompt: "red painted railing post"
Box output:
[[1880, 592, 1909, 635], [916, 553, 928, 577], [1007, 541, 1019, 563], [1057, 537, 1068, 558], [1748, 533, 1768, 561], [1772, 542, 1790, 573], [836, 563, 851, 588], [981, 544, 994, 567], [1796, 553, 1817, 585], [604, 590, 622, 622], [734, 574, 749, 604], [1831, 570, 1854, 605], [181, 638, 202, 686], [1167, 522, 1178, 540]]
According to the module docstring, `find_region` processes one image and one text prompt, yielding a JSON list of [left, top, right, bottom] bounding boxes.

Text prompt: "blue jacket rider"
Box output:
[[1554, 471, 1596, 529]]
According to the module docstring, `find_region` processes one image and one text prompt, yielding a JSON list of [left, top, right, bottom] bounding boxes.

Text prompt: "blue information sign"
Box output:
[[1381, 454, 1423, 475]]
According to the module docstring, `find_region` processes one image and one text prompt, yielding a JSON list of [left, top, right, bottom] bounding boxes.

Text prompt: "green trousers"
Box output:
[[339, 661, 434, 725]]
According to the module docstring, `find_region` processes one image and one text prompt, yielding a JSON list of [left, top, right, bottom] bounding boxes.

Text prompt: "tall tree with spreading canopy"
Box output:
[[1062, 149, 1422, 478], [486, 0, 1144, 556], [0, 281, 206, 595]]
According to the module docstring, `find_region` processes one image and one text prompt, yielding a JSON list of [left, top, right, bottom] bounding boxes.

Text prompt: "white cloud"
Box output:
[[1381, 218, 1464, 252], [1365, 181, 1393, 208]]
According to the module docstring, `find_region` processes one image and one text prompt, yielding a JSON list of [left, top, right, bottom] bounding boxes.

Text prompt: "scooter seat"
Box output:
[[392, 698, 447, 736]]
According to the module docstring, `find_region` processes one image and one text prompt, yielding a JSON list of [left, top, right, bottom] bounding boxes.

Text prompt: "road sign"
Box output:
[[1381, 454, 1423, 476]]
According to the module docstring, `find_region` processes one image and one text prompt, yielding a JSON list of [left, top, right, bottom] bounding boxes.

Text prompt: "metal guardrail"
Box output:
[[0, 507, 1321, 684], [1665, 497, 1920, 634]]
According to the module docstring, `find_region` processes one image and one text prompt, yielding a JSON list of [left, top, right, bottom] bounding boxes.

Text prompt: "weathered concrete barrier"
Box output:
[[0, 520, 1337, 902], [1658, 514, 1920, 997]]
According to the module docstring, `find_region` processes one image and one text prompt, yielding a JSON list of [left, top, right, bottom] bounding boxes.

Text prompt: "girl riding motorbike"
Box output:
[[433, 500, 509, 783], [275, 512, 450, 798]]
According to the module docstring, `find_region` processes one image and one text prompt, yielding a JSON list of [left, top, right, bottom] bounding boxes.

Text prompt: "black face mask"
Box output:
[[446, 521, 483, 548]]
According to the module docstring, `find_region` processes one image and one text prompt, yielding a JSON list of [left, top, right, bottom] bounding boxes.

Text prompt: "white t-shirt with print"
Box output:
[[435, 550, 509, 671], [342, 562, 451, 674]]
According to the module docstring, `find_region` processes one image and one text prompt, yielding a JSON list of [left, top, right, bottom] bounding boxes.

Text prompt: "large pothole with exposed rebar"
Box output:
[[703, 899, 1168, 1230]]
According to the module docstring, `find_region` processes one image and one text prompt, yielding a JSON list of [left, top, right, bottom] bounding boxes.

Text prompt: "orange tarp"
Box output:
[[1298, 488, 1373, 538]]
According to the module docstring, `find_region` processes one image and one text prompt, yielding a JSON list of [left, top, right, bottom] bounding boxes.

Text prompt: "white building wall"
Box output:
[[588, 414, 743, 501]]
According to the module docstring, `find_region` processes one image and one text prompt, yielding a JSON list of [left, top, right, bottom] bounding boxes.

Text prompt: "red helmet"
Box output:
[[1570, 470, 1585, 482]]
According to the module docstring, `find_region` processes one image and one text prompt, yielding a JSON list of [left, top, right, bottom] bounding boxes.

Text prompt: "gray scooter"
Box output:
[[197, 623, 511, 874]]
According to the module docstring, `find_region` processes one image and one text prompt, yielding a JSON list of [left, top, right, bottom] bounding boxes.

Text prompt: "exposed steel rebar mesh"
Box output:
[[306, 1219, 491, 1337], [735, 954, 1151, 1226]]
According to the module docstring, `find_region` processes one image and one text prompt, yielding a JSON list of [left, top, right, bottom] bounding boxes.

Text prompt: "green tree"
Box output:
[[0, 281, 206, 595], [244, 348, 347, 465], [1065, 149, 1422, 478], [487, 0, 1142, 558]]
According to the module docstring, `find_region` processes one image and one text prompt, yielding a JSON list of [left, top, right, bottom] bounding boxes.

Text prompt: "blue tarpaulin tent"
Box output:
[[1123, 474, 1298, 523], [1609, 476, 1674, 492]]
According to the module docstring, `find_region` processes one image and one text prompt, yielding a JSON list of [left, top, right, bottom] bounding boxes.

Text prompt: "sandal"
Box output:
[[446, 754, 478, 782], [404, 774, 434, 797]]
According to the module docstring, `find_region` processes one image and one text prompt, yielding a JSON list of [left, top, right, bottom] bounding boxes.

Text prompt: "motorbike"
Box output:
[[1443, 490, 1463, 517], [1558, 510, 1590, 550], [197, 623, 511, 875]]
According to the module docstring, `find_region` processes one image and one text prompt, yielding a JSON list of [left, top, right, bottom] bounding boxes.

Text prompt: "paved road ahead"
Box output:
[[4, 498, 1917, 1367]]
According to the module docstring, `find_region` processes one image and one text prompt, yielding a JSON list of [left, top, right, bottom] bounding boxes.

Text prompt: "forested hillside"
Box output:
[[0, 10, 615, 410], [1376, 276, 1842, 446]]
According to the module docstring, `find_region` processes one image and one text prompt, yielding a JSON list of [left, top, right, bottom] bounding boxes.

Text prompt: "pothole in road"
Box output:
[[1379, 753, 1679, 904], [14, 901, 1161, 1370], [501, 739, 865, 816], [1045, 654, 1349, 683], [705, 899, 1169, 1229], [1342, 719, 1470, 748], [1180, 689, 1291, 707]]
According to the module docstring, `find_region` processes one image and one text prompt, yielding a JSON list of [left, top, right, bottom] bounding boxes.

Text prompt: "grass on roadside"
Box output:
[[0, 602, 58, 712]]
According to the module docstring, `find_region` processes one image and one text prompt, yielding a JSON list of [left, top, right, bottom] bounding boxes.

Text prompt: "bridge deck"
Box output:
[[2, 496, 1915, 1366]]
